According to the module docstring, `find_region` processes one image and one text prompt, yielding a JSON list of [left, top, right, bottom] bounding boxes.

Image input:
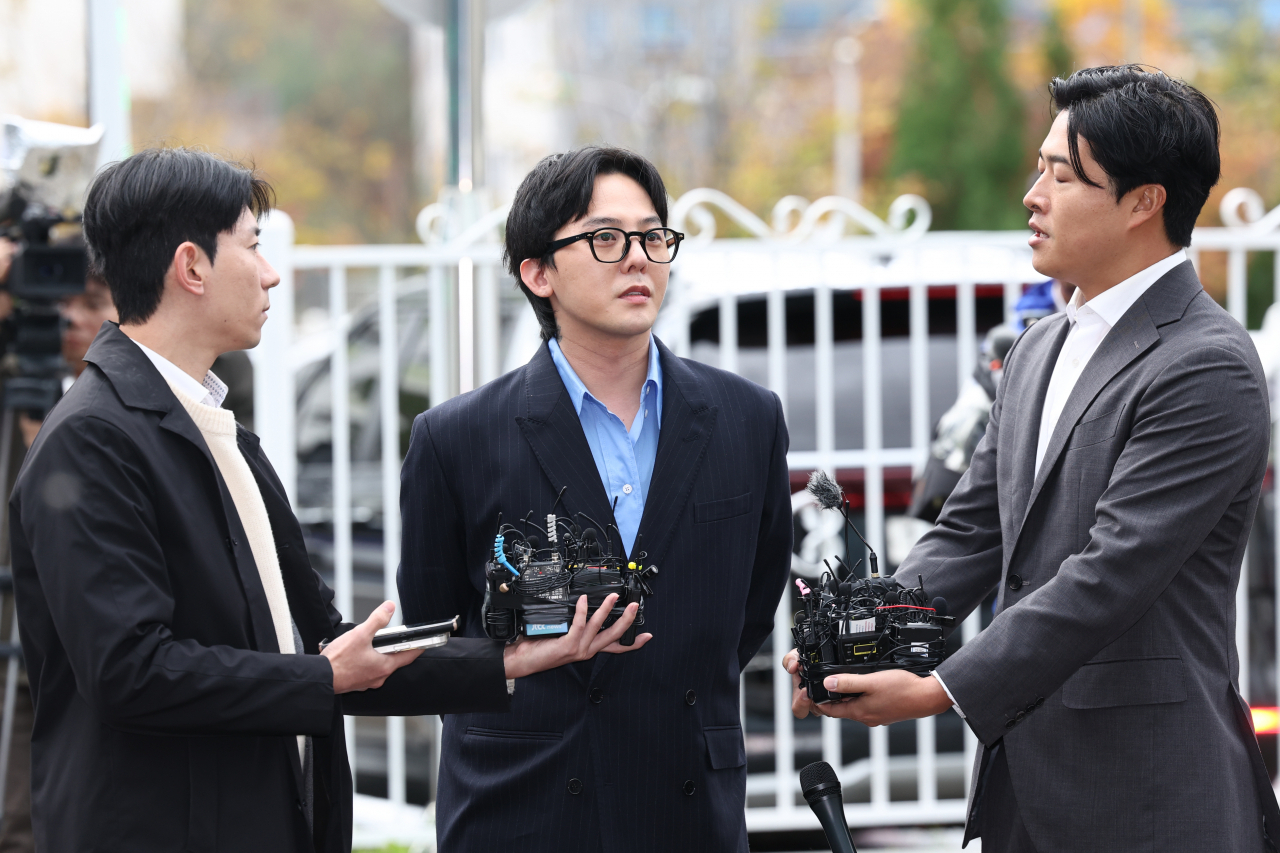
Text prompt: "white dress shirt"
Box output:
[[932, 249, 1188, 719], [129, 338, 229, 408], [1035, 249, 1187, 475]]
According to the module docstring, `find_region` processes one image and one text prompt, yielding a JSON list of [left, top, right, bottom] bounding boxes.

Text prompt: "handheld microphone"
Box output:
[[799, 761, 857, 853]]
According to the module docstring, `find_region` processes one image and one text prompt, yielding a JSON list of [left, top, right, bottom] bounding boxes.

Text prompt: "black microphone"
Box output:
[[799, 761, 857, 853], [931, 596, 948, 618]]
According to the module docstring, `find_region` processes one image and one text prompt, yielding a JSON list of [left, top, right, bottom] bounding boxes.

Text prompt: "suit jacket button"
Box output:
[[1005, 719, 1016, 729], [589, 688, 604, 704], [1007, 574, 1023, 591], [1035, 696, 1045, 707], [683, 780, 696, 796], [1015, 710, 1026, 721], [685, 690, 697, 706], [567, 778, 583, 795], [1026, 702, 1037, 713]]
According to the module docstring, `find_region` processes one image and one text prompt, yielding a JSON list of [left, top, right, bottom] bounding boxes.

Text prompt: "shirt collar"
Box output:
[[1070, 249, 1188, 328], [128, 338, 229, 408], [547, 336, 663, 418]]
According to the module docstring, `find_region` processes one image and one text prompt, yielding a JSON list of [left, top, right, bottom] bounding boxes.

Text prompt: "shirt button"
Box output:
[[1072, 358, 1079, 368], [622, 484, 633, 495]]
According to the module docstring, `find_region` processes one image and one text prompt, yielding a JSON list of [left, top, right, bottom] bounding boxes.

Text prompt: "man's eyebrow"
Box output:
[[253, 227, 262, 237], [1040, 151, 1071, 167], [580, 214, 664, 228]]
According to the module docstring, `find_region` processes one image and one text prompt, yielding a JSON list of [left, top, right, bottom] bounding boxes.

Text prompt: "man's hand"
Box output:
[[784, 648, 821, 719], [783, 648, 952, 725], [322, 601, 424, 694], [503, 594, 652, 680]]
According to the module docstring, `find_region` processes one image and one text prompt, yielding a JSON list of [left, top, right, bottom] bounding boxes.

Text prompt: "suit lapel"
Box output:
[[1010, 262, 1203, 551], [592, 340, 717, 682], [633, 340, 717, 569], [1008, 316, 1070, 538]]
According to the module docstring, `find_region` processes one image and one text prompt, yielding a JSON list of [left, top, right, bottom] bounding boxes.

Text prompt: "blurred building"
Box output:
[[0, 0, 183, 124]]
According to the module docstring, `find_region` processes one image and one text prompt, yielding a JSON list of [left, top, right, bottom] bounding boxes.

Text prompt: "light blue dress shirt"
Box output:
[[547, 337, 662, 558]]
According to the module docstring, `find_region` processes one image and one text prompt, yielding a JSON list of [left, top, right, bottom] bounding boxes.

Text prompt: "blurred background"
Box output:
[[4, 1, 1280, 851], [2, 0, 1277, 246]]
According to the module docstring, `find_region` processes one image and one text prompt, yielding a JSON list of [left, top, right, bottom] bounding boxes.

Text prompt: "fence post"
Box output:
[[254, 209, 297, 506]]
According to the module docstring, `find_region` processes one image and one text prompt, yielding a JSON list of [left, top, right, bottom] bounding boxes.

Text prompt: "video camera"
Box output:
[[481, 490, 658, 646], [1, 116, 103, 417], [793, 471, 955, 704]]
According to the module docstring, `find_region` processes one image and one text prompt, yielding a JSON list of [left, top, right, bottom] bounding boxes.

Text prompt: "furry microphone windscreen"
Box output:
[[806, 469, 845, 511]]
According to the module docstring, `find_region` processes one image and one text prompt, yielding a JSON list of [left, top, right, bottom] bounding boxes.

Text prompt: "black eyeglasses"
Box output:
[[544, 227, 685, 264]]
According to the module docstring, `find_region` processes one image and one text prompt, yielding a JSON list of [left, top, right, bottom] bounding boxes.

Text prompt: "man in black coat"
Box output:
[[8, 148, 642, 853], [398, 147, 794, 852]]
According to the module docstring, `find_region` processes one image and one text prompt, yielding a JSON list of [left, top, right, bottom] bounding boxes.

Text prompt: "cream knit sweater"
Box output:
[[165, 381, 297, 657], [167, 381, 308, 762]]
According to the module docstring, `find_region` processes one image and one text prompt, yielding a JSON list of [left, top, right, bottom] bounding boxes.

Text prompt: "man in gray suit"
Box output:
[[787, 66, 1280, 851]]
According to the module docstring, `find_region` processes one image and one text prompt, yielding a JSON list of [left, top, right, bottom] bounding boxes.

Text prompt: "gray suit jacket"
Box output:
[[899, 261, 1280, 851]]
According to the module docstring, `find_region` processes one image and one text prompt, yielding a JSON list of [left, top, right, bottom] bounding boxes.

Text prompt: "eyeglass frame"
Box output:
[[543, 227, 685, 264]]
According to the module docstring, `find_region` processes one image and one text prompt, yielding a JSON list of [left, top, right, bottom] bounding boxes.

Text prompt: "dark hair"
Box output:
[[504, 146, 669, 342], [82, 148, 274, 324], [1049, 65, 1219, 248]]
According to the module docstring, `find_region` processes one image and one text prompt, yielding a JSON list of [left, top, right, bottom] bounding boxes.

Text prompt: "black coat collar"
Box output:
[[84, 322, 183, 414]]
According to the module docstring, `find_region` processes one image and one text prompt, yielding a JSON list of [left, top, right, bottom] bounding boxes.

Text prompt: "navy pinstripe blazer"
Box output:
[[398, 337, 792, 853]]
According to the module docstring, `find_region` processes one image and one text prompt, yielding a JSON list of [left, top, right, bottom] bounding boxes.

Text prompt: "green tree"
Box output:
[[136, 0, 417, 244], [1042, 8, 1075, 81], [890, 0, 1028, 230]]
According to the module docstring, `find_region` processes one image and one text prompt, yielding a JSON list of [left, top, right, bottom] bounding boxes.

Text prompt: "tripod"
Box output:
[[0, 406, 27, 834]]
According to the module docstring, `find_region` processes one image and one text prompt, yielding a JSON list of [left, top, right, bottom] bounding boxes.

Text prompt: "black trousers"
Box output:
[[977, 742, 1038, 853]]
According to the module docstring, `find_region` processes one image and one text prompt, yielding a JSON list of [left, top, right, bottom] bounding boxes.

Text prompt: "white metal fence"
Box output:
[[251, 186, 1280, 837]]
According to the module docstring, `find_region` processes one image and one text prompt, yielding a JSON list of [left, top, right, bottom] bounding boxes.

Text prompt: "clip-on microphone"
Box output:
[[800, 761, 857, 853]]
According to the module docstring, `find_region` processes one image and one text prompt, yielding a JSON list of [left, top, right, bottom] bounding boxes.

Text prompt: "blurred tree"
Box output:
[[134, 0, 416, 244], [890, 0, 1028, 230], [1042, 8, 1075, 80], [1197, 3, 1280, 216]]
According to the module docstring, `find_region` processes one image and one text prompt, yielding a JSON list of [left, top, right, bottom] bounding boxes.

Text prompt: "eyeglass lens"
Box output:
[[590, 229, 680, 263]]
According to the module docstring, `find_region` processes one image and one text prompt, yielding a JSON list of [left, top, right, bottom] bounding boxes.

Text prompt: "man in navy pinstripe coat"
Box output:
[[398, 147, 793, 852]]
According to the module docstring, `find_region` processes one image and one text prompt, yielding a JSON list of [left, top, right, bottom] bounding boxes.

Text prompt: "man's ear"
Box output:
[[1127, 184, 1167, 230], [168, 241, 210, 297], [520, 257, 554, 299]]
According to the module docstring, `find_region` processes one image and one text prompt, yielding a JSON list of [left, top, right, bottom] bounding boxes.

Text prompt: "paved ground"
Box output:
[[775, 826, 972, 852], [351, 795, 978, 853]]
